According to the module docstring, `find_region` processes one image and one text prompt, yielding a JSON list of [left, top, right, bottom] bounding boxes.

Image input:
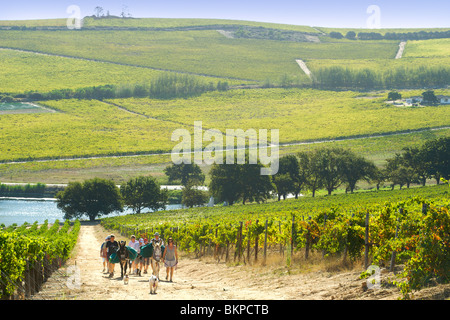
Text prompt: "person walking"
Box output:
[[106, 234, 118, 278], [142, 238, 150, 274], [100, 236, 109, 273], [151, 232, 164, 246], [150, 232, 164, 276], [163, 237, 178, 282], [129, 235, 140, 274]]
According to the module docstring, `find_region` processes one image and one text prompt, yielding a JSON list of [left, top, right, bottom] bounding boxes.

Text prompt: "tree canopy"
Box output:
[[56, 178, 123, 221], [120, 176, 168, 213]]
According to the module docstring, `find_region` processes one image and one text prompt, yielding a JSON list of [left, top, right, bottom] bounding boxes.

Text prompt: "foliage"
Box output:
[[209, 156, 275, 205], [56, 178, 123, 221], [0, 98, 190, 162], [313, 65, 450, 90], [100, 183, 449, 299], [0, 219, 80, 298], [164, 163, 205, 187], [0, 29, 398, 82], [120, 176, 168, 213], [386, 137, 450, 189], [181, 185, 210, 208], [0, 183, 46, 196], [388, 91, 402, 101]]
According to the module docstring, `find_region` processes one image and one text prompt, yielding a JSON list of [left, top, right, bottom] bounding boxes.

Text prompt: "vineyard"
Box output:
[[0, 29, 398, 82], [101, 184, 449, 298], [0, 219, 80, 299]]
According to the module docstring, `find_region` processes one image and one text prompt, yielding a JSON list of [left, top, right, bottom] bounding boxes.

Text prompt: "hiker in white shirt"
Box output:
[[129, 235, 140, 274]]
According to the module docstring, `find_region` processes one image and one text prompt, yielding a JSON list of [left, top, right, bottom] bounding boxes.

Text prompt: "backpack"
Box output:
[[109, 252, 120, 264], [139, 243, 153, 258], [126, 246, 138, 261]]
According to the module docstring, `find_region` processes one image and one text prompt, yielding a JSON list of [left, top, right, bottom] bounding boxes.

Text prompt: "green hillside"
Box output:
[[0, 17, 448, 184]]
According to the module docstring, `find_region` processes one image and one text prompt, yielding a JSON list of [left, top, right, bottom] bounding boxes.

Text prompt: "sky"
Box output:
[[0, 0, 449, 29]]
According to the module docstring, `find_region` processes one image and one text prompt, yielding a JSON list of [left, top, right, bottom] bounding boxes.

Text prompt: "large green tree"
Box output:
[[316, 147, 347, 196], [273, 155, 304, 200], [386, 154, 415, 189], [164, 163, 205, 187], [340, 151, 377, 193], [181, 184, 210, 208], [120, 176, 168, 213], [298, 150, 323, 197], [422, 137, 450, 183], [209, 155, 275, 205], [56, 178, 123, 221]]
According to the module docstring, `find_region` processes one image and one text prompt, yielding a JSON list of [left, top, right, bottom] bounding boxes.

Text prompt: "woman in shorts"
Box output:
[[163, 237, 178, 282]]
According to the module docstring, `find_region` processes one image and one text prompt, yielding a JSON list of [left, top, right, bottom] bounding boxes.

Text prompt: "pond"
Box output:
[[0, 198, 182, 227]]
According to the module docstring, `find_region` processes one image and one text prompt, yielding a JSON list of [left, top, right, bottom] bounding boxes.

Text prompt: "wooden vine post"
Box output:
[[254, 220, 259, 262], [305, 216, 311, 260], [343, 213, 354, 263], [279, 221, 283, 256], [322, 213, 327, 257], [364, 211, 370, 270], [263, 219, 268, 264], [389, 208, 402, 272], [237, 221, 243, 262]]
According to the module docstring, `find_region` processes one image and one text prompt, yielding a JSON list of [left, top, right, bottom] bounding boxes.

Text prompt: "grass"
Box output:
[[82, 17, 321, 33], [0, 18, 448, 185], [0, 99, 190, 162], [403, 38, 450, 58], [0, 30, 399, 82], [315, 26, 450, 36], [306, 56, 450, 73], [0, 19, 67, 27], [0, 49, 242, 94], [1, 88, 449, 163], [109, 88, 450, 144], [1, 105, 449, 185]]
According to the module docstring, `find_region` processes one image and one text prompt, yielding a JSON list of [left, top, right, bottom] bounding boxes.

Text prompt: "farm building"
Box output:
[[404, 96, 423, 104], [436, 95, 450, 104]]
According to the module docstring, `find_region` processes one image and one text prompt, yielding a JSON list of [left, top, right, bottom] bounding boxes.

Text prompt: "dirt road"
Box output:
[[33, 223, 449, 300]]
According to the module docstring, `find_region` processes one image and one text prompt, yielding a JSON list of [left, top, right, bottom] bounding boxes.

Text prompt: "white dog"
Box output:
[[149, 275, 159, 294]]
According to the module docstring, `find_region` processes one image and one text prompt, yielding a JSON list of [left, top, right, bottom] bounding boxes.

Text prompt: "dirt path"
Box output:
[[33, 223, 449, 300], [295, 59, 313, 79], [395, 41, 407, 59]]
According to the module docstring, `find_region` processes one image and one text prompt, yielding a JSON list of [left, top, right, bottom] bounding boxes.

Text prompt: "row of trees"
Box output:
[[385, 138, 450, 189], [56, 176, 168, 221], [314, 66, 450, 90], [9, 74, 229, 102], [56, 138, 449, 219], [207, 137, 449, 205], [329, 30, 450, 41], [0, 183, 46, 197]]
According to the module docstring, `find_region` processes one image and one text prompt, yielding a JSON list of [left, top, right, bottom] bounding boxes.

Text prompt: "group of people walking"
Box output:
[[100, 232, 178, 281]]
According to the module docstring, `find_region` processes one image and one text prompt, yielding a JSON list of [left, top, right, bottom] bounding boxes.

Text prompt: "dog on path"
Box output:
[[149, 275, 159, 294]]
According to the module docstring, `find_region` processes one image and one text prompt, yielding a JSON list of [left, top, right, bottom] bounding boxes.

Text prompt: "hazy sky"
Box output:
[[0, 0, 449, 28]]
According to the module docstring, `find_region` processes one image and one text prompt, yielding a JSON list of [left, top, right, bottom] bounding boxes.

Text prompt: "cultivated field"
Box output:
[[0, 17, 449, 301]]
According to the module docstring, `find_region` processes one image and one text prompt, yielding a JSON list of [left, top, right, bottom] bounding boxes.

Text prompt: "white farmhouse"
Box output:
[[436, 95, 450, 105]]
